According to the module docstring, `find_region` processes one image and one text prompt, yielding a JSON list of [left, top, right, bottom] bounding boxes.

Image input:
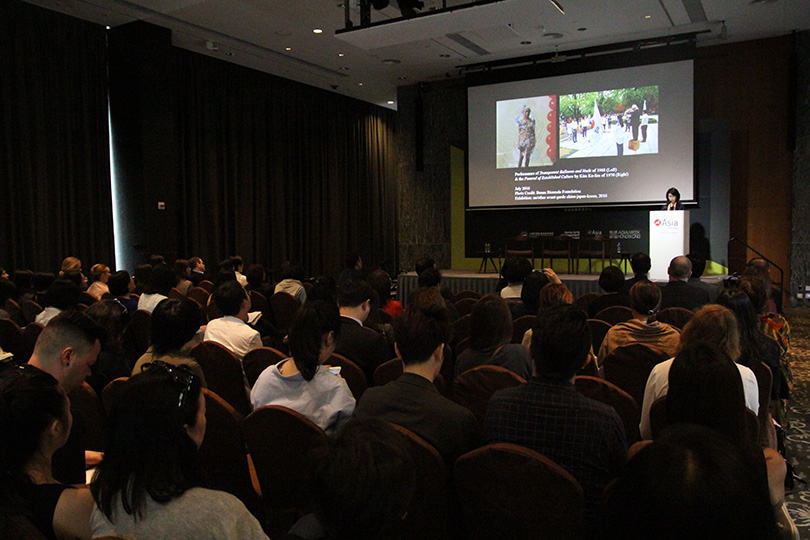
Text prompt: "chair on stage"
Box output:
[[577, 235, 613, 274], [504, 234, 535, 267], [540, 235, 574, 274]]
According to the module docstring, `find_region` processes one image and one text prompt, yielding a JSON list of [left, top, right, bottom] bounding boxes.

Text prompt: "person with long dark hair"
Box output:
[[250, 301, 355, 433], [0, 371, 93, 540], [89, 363, 267, 538]]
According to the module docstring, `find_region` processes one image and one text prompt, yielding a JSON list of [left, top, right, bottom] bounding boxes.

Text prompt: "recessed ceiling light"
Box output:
[[382, 59, 401, 65], [339, 66, 350, 71], [387, 100, 395, 104], [285, 47, 291, 51], [358, 82, 363, 86], [106, 25, 111, 30], [313, 28, 323, 34], [338, 53, 345, 57], [520, 41, 532, 45], [645, 15, 651, 19], [439, 54, 450, 58], [543, 32, 564, 39]]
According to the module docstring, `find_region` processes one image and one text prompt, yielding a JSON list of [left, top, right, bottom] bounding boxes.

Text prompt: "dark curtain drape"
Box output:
[[175, 50, 398, 278], [0, 1, 113, 274]]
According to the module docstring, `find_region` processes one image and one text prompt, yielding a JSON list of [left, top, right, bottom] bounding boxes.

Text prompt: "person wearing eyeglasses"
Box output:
[[89, 362, 268, 539]]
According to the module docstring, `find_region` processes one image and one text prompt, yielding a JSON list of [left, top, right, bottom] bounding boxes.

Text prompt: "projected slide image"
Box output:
[[495, 96, 557, 169], [558, 86, 659, 160]]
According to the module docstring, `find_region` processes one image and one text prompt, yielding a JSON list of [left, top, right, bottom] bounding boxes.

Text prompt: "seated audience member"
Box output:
[[85, 264, 110, 301], [415, 257, 455, 304], [597, 281, 680, 364], [639, 304, 759, 440], [308, 275, 337, 304], [132, 263, 152, 295], [136, 263, 176, 314], [659, 256, 711, 311], [338, 252, 366, 286], [621, 252, 651, 294], [245, 263, 274, 299], [33, 272, 56, 305], [106, 270, 137, 313], [661, 344, 794, 535], [686, 253, 719, 302], [35, 280, 82, 326], [588, 265, 631, 318], [89, 364, 268, 539], [173, 259, 193, 296], [744, 257, 782, 314], [275, 261, 308, 304], [334, 280, 392, 382], [414, 268, 458, 321], [25, 311, 105, 484], [284, 419, 415, 540], [511, 269, 552, 319], [520, 282, 574, 348], [229, 256, 248, 288], [0, 371, 94, 540], [600, 424, 781, 540], [84, 300, 131, 397], [132, 298, 206, 385], [456, 294, 532, 380], [354, 301, 480, 462], [250, 301, 354, 434], [739, 276, 791, 398], [148, 254, 165, 268], [12, 269, 36, 304], [0, 278, 15, 320], [58, 257, 87, 290], [485, 305, 627, 523], [203, 281, 262, 360], [717, 287, 783, 402], [368, 269, 402, 319], [188, 257, 207, 286], [498, 257, 533, 300]]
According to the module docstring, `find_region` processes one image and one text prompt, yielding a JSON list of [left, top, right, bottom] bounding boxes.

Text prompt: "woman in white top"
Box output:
[[639, 304, 759, 440], [250, 301, 355, 434], [614, 116, 627, 156]]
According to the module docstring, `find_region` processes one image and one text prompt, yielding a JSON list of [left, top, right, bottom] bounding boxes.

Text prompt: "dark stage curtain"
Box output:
[[176, 50, 398, 278], [0, 1, 113, 274]]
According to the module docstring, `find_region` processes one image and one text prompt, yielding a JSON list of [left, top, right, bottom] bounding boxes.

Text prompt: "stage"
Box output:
[[396, 270, 727, 305]]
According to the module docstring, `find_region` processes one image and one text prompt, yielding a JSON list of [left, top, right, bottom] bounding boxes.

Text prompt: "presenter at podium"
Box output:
[[662, 187, 685, 211]]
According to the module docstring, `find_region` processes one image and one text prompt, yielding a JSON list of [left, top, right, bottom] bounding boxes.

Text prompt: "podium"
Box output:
[[649, 211, 689, 280]]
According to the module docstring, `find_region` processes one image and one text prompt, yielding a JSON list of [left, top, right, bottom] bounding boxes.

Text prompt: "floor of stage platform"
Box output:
[[396, 270, 727, 305]]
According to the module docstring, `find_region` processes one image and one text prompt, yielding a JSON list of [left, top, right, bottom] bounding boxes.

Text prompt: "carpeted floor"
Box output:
[[783, 309, 810, 536]]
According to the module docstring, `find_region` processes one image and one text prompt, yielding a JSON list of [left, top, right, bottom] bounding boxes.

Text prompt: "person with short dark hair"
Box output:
[[188, 257, 206, 286], [275, 261, 307, 304], [597, 281, 680, 364], [203, 281, 261, 360], [132, 298, 206, 385], [173, 259, 193, 296], [354, 302, 480, 463], [251, 301, 354, 433], [286, 419, 416, 540], [137, 263, 177, 313], [245, 263, 274, 299], [335, 280, 392, 382], [107, 270, 137, 313], [588, 265, 631, 318], [35, 279, 82, 326], [132, 263, 152, 295], [84, 299, 132, 397], [622, 252, 651, 294], [686, 253, 719, 302], [511, 270, 550, 318], [338, 252, 366, 286], [662, 187, 684, 211], [485, 305, 626, 523], [368, 269, 402, 319], [89, 364, 268, 538], [499, 257, 534, 300], [456, 294, 532, 380], [414, 257, 435, 277], [659, 256, 711, 311]]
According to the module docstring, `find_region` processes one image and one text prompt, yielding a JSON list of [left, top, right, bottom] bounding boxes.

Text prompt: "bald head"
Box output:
[[668, 256, 692, 281], [28, 310, 105, 393]]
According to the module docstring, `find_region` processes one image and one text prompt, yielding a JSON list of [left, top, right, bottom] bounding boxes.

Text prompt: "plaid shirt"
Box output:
[[484, 377, 627, 517]]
